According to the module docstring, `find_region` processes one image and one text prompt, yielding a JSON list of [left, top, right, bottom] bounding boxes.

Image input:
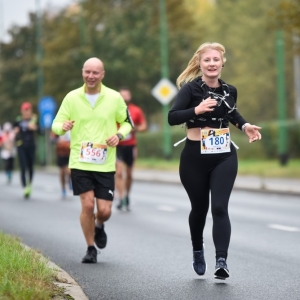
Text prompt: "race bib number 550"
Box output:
[[79, 142, 108, 164], [201, 128, 231, 154]]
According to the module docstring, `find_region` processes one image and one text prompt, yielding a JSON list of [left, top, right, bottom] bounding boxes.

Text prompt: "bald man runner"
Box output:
[[52, 57, 133, 263]]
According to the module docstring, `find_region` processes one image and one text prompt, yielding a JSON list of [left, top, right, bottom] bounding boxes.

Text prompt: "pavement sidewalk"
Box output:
[[43, 166, 300, 196], [133, 169, 300, 196]]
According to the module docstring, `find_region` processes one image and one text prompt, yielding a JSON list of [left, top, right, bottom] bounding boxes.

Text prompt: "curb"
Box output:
[[132, 170, 300, 197], [22, 244, 88, 300], [40, 166, 300, 196], [48, 260, 88, 300]]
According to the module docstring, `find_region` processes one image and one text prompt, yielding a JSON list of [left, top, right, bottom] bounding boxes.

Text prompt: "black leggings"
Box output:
[[3, 157, 14, 173], [17, 144, 36, 187], [179, 139, 237, 258]]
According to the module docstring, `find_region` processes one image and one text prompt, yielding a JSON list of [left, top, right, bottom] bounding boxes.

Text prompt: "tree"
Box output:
[[271, 0, 300, 34], [0, 14, 37, 122]]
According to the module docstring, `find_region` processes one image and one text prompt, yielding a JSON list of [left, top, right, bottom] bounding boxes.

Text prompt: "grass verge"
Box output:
[[135, 158, 300, 178], [0, 231, 69, 300]]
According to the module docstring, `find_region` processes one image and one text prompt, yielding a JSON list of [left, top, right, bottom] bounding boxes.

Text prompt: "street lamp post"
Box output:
[[159, 0, 172, 159], [80, 0, 87, 47], [36, 0, 46, 166], [276, 30, 288, 165]]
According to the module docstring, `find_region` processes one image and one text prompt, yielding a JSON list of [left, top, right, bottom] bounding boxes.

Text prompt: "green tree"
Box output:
[[271, 0, 300, 34], [0, 14, 37, 122], [189, 0, 295, 123]]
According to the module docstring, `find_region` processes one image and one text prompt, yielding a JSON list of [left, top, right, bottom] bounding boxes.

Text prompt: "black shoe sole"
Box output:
[[214, 268, 229, 280], [81, 259, 97, 263]]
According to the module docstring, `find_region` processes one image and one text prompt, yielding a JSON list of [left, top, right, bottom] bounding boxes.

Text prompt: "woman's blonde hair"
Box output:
[[176, 42, 226, 89]]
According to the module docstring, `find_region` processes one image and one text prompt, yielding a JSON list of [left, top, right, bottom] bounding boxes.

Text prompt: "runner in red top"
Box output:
[[116, 87, 147, 211]]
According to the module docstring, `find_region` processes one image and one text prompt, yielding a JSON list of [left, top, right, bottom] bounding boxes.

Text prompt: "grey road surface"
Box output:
[[0, 171, 300, 300]]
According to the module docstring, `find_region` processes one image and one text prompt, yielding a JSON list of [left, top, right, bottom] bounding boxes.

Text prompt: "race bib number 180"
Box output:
[[79, 142, 108, 164], [200, 128, 231, 154]]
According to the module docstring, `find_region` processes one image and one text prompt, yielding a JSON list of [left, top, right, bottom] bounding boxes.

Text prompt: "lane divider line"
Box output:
[[268, 224, 300, 232]]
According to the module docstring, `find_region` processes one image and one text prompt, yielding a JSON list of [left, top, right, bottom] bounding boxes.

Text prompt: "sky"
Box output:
[[0, 0, 74, 42]]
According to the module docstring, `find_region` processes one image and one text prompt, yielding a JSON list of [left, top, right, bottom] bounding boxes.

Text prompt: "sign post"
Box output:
[[38, 96, 57, 166], [151, 78, 178, 158], [276, 30, 288, 166]]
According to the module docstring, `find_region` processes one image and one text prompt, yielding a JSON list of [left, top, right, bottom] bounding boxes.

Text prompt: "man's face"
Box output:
[[120, 90, 132, 104], [82, 63, 105, 91]]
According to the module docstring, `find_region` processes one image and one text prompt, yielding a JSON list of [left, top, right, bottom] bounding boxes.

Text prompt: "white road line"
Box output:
[[156, 205, 177, 212], [268, 224, 300, 232]]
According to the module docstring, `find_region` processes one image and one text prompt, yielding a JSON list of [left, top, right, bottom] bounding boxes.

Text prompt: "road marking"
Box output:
[[156, 205, 177, 212], [268, 224, 300, 232]]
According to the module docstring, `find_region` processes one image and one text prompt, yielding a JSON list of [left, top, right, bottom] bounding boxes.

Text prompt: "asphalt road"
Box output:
[[0, 171, 300, 300]]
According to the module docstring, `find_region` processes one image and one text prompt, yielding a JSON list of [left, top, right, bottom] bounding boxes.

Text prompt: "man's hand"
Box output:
[[62, 120, 75, 131], [106, 134, 120, 147]]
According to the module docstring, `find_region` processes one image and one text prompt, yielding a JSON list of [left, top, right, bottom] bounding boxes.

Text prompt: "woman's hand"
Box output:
[[195, 97, 217, 115], [28, 123, 37, 131], [244, 124, 262, 143]]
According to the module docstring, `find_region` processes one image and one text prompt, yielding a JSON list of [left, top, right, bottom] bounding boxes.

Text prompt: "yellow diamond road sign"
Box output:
[[151, 78, 178, 105]]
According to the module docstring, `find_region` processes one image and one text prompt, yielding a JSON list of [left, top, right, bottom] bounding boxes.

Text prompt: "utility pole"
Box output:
[[293, 32, 300, 120], [80, 0, 86, 47], [36, 0, 46, 166], [276, 30, 288, 165], [36, 0, 44, 102], [0, 0, 3, 56], [159, 0, 172, 159]]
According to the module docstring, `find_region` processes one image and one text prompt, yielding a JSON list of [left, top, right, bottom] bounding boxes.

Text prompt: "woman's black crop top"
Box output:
[[168, 77, 247, 130]]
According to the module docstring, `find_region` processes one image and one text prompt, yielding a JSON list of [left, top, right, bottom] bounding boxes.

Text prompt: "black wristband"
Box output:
[[116, 133, 123, 140]]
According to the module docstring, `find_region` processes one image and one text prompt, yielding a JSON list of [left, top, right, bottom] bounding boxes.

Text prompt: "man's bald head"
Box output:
[[82, 57, 105, 94], [83, 57, 105, 71]]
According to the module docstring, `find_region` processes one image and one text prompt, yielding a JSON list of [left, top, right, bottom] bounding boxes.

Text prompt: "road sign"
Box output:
[[151, 78, 178, 105], [38, 96, 57, 129]]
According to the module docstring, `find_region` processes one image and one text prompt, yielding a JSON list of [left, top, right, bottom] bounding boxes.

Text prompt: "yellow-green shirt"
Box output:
[[52, 84, 132, 172]]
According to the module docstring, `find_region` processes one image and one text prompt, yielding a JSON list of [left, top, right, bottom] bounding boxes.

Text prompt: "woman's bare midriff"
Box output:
[[187, 127, 211, 141]]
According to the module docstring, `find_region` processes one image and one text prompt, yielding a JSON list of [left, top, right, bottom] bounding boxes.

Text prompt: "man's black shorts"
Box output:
[[57, 156, 69, 168], [116, 145, 135, 167], [71, 169, 115, 200]]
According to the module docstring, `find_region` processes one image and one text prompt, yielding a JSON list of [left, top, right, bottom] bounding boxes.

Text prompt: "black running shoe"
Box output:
[[124, 195, 131, 211], [192, 248, 207, 276], [116, 200, 123, 210], [81, 247, 97, 263], [94, 224, 107, 249], [214, 257, 230, 280]]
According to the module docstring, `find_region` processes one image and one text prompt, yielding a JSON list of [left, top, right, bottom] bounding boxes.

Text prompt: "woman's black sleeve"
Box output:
[[168, 84, 197, 126], [228, 87, 247, 130]]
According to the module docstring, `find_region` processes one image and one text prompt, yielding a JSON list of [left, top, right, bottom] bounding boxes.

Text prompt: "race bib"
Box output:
[[79, 142, 108, 164], [200, 128, 231, 154]]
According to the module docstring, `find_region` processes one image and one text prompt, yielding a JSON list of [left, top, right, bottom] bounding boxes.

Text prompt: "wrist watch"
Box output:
[[242, 123, 250, 132], [116, 133, 123, 140]]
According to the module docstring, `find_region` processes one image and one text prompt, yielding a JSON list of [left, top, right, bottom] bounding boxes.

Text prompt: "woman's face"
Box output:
[[21, 108, 32, 119], [199, 49, 223, 80]]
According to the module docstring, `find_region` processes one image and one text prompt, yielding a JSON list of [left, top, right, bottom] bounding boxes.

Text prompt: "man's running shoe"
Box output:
[[192, 247, 207, 276], [214, 257, 230, 280], [81, 246, 97, 263], [94, 223, 107, 249], [23, 185, 31, 199]]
